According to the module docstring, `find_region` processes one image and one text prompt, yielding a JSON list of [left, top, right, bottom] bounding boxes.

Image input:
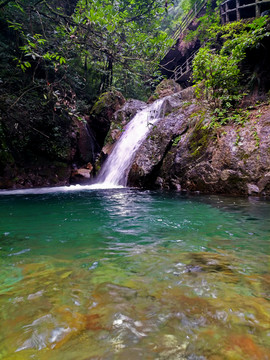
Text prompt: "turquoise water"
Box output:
[[0, 189, 269, 359]]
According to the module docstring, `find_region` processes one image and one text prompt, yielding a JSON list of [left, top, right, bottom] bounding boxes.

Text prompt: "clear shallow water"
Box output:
[[0, 189, 269, 359]]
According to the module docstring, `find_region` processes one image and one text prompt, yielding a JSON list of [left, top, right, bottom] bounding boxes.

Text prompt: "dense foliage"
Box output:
[[190, 8, 270, 123], [1, 0, 269, 188], [193, 18, 269, 104], [0, 0, 175, 184], [1, 0, 174, 100]]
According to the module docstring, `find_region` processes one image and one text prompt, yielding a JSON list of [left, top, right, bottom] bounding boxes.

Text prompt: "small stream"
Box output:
[[0, 190, 269, 359]]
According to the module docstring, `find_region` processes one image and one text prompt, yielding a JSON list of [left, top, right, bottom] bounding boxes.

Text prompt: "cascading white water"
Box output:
[[97, 98, 167, 186]]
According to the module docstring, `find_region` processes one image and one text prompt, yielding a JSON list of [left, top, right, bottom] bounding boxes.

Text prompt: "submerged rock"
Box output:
[[187, 252, 236, 276]]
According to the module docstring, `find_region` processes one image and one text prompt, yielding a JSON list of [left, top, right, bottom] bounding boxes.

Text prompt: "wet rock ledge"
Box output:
[[127, 89, 270, 197]]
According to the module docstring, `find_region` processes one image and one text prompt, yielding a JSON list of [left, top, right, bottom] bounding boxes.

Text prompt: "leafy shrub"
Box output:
[[192, 16, 270, 123]]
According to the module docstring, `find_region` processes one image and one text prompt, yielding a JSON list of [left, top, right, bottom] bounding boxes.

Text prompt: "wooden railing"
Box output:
[[220, 0, 270, 23], [173, 49, 198, 81], [160, 0, 270, 83]]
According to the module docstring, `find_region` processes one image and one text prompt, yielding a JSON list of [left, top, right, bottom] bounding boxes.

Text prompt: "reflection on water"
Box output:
[[0, 190, 269, 359]]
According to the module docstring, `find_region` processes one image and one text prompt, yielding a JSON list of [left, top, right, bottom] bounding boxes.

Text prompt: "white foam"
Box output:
[[0, 183, 124, 195]]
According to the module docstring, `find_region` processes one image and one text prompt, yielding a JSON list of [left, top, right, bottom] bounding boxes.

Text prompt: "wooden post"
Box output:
[[226, 1, 229, 23], [236, 0, 240, 20], [255, 0, 260, 17], [220, 5, 225, 24]]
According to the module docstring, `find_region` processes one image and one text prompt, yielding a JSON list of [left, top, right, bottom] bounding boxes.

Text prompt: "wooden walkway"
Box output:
[[173, 50, 198, 82], [170, 0, 208, 43], [162, 0, 270, 83]]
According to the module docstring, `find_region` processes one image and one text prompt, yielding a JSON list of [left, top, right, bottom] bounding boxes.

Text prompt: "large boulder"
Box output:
[[88, 90, 126, 147], [128, 93, 197, 188], [148, 79, 182, 103], [114, 99, 147, 126], [106, 99, 146, 148], [128, 94, 270, 196], [75, 118, 99, 164]]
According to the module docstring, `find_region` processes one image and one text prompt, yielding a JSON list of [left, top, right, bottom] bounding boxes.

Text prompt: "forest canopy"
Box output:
[[0, 0, 178, 100]]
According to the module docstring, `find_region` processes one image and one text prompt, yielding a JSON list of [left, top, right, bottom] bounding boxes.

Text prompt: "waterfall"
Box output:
[[97, 98, 167, 186], [0, 98, 167, 195]]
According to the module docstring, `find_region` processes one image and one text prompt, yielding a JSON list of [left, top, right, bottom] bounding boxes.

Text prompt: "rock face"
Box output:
[[108, 99, 147, 147], [0, 89, 126, 189], [0, 161, 71, 189], [70, 163, 93, 184], [128, 92, 270, 196], [94, 98, 147, 170], [114, 99, 147, 125], [148, 79, 182, 103], [88, 90, 126, 146], [75, 119, 99, 164]]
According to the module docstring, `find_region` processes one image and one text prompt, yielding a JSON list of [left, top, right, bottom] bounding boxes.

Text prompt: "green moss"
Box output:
[[164, 106, 182, 117], [150, 79, 182, 102], [91, 94, 108, 113], [172, 135, 181, 147], [91, 90, 124, 118], [240, 153, 250, 160], [234, 129, 241, 146], [189, 117, 212, 158], [103, 121, 124, 147], [182, 101, 193, 109], [94, 157, 102, 173], [189, 109, 207, 120], [152, 93, 159, 100], [252, 128, 260, 148]]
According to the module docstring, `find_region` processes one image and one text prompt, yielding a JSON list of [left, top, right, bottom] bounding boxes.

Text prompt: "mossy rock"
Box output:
[[188, 112, 212, 158], [148, 79, 182, 103], [90, 90, 125, 117], [89, 90, 125, 146]]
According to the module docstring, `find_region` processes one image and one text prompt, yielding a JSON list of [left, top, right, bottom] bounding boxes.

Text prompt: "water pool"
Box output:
[[0, 189, 269, 359]]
